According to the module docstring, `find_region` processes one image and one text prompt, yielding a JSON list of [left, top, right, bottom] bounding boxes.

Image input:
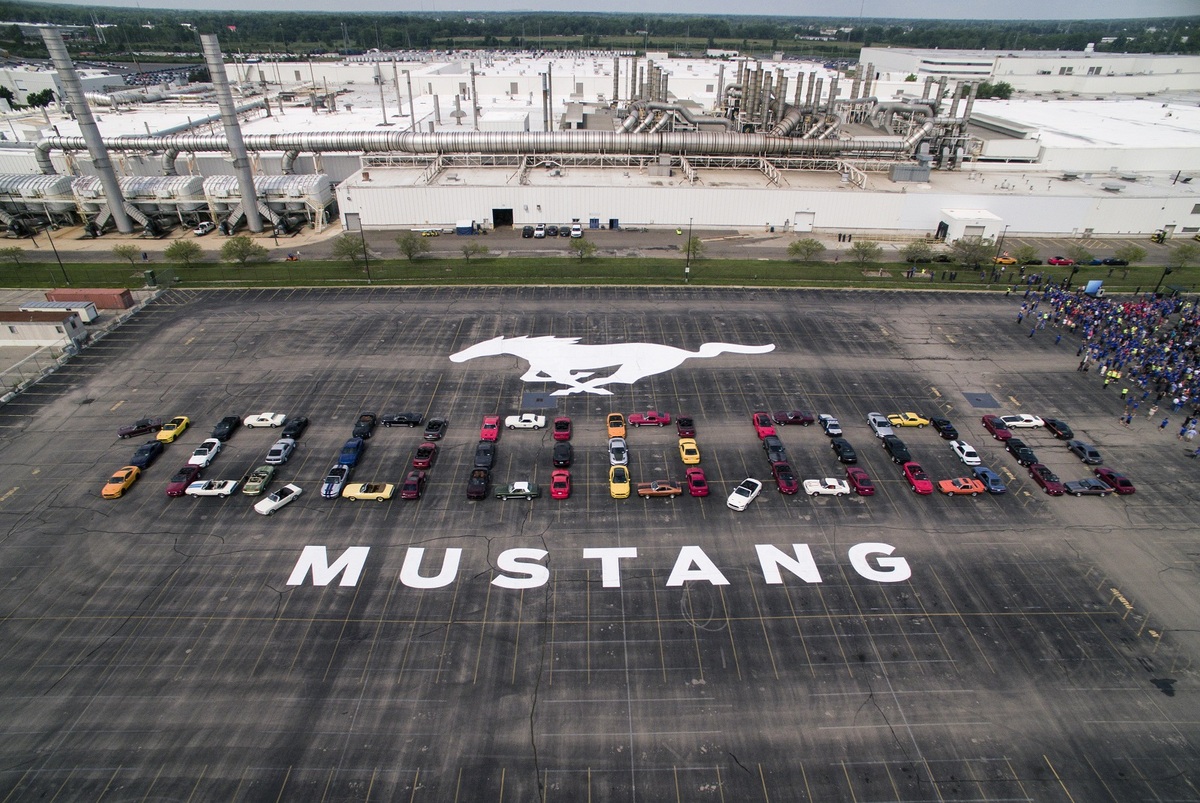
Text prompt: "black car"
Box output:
[[1044, 418, 1074, 440], [761, 435, 788, 464], [467, 468, 491, 500], [474, 440, 495, 469], [382, 412, 423, 428], [118, 417, 163, 439], [546, 225, 559, 237], [1005, 437, 1038, 466], [830, 437, 858, 464], [211, 415, 241, 441], [352, 412, 378, 439], [129, 440, 164, 468], [281, 416, 309, 440], [881, 434, 911, 464], [558, 225, 571, 237], [1067, 439, 1103, 465], [521, 225, 534, 238], [552, 441, 573, 468], [423, 418, 448, 440], [930, 416, 958, 440], [1102, 258, 1129, 266]]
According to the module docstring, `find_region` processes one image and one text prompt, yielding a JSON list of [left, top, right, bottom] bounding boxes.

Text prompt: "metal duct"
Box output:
[[862, 63, 874, 99], [828, 77, 839, 109], [850, 73, 861, 100], [814, 78, 824, 112], [962, 82, 979, 126], [804, 72, 814, 107], [776, 74, 788, 119], [759, 73, 773, 124], [40, 27, 133, 233], [936, 76, 949, 114], [922, 77, 934, 101], [949, 84, 962, 119], [770, 104, 804, 136], [201, 34, 262, 233], [281, 150, 301, 174], [623, 102, 735, 132], [151, 100, 267, 139]]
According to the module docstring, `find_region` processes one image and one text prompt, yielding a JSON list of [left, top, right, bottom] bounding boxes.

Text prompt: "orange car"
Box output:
[[938, 476, 986, 496]]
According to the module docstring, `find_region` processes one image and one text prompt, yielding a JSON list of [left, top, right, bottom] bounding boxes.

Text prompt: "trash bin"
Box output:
[[144, 270, 157, 287]]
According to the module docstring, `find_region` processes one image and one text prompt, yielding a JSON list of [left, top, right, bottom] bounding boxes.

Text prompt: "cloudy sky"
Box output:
[[30, 0, 1200, 19]]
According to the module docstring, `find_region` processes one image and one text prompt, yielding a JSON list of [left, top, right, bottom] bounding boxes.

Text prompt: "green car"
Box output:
[[494, 481, 540, 500], [241, 465, 276, 496]]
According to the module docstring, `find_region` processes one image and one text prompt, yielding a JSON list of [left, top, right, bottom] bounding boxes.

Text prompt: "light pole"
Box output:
[[45, 224, 68, 286], [684, 216, 693, 283], [359, 226, 372, 285], [1153, 266, 1173, 296], [995, 224, 1009, 259]]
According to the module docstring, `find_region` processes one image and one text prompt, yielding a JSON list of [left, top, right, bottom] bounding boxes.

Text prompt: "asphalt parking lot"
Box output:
[[0, 286, 1197, 800]]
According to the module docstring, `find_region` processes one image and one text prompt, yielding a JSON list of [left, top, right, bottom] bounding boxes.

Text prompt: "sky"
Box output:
[[29, 0, 1200, 20]]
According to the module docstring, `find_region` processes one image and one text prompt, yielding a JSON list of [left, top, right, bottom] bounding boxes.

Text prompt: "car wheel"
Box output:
[[837, 492, 846, 497], [376, 496, 384, 501], [971, 492, 978, 497], [508, 425, 515, 430], [271, 423, 278, 427], [917, 424, 924, 428], [221, 492, 229, 498], [1074, 492, 1083, 497], [943, 491, 952, 496], [809, 491, 818, 497]]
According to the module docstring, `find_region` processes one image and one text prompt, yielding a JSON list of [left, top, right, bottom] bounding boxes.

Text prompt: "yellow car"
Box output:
[[606, 413, 626, 438], [887, 412, 930, 428], [102, 465, 140, 499], [156, 415, 190, 443], [678, 438, 701, 465], [609, 465, 631, 499], [993, 255, 1017, 265], [341, 482, 396, 501]]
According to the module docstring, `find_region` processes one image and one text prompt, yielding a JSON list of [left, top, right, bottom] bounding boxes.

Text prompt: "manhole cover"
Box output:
[[963, 392, 1000, 408]]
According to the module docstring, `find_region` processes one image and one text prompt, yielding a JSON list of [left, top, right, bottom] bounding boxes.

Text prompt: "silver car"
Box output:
[[867, 412, 894, 439], [265, 437, 296, 465], [608, 437, 628, 466]]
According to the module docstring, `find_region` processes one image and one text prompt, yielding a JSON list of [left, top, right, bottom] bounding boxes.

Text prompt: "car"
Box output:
[[675, 416, 696, 437], [505, 413, 546, 430], [845, 466, 875, 496], [1101, 257, 1129, 266], [761, 435, 788, 464], [102, 465, 140, 499], [466, 468, 491, 500], [1094, 467, 1135, 494], [887, 412, 930, 428], [400, 470, 427, 500], [751, 411, 777, 439], [949, 439, 981, 466], [546, 225, 559, 237], [770, 461, 800, 494], [559, 225, 571, 238], [242, 465, 276, 496], [902, 462, 933, 494], [606, 437, 629, 465], [352, 413, 378, 439], [803, 477, 850, 497], [608, 466, 631, 499], [1005, 438, 1038, 467], [479, 415, 501, 441], [638, 480, 682, 498], [254, 483, 302, 515], [382, 412, 423, 428], [881, 434, 911, 464], [533, 223, 546, 238], [817, 414, 842, 436], [281, 416, 309, 439], [320, 464, 352, 498], [549, 469, 571, 499], [939, 476, 986, 496], [495, 480, 540, 500], [1048, 256, 1075, 266], [1067, 439, 1104, 465], [337, 437, 364, 466], [570, 223, 583, 238], [685, 467, 709, 497], [1028, 463, 1065, 495], [165, 464, 203, 497], [830, 438, 857, 464], [981, 415, 1013, 441], [185, 479, 239, 498], [999, 414, 1045, 429], [629, 410, 672, 427], [773, 410, 815, 426], [187, 438, 223, 467], [1043, 418, 1074, 440], [343, 482, 396, 501], [244, 412, 287, 428], [423, 418, 448, 440], [726, 478, 763, 511], [930, 417, 958, 440], [1064, 478, 1112, 497], [553, 417, 572, 440], [993, 255, 1017, 265], [156, 415, 190, 443], [521, 225, 534, 238], [260, 437, 294, 466], [473, 440, 497, 469], [118, 417, 163, 439], [411, 442, 438, 469], [678, 438, 701, 465], [129, 440, 164, 469], [973, 466, 1007, 494], [552, 441, 573, 468], [211, 415, 241, 441], [867, 412, 894, 438], [606, 413, 626, 438], [194, 220, 216, 236]]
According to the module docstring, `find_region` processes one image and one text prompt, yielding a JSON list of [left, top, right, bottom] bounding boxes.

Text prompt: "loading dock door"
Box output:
[[492, 208, 514, 228], [963, 225, 986, 239], [793, 211, 815, 233]]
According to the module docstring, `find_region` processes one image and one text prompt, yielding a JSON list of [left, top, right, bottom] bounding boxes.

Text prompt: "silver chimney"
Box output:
[[201, 34, 263, 233]]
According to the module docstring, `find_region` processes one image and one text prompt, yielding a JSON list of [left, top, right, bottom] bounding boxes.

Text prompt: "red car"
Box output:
[[845, 466, 875, 496], [752, 411, 777, 439], [675, 416, 696, 437], [1028, 463, 1065, 496], [902, 461, 933, 495], [981, 415, 1013, 441], [685, 467, 709, 497], [412, 442, 438, 469], [773, 410, 815, 426], [771, 461, 799, 494], [550, 469, 571, 499], [1094, 467, 1135, 495], [165, 464, 202, 497], [629, 410, 671, 427], [479, 415, 500, 442], [400, 470, 427, 500], [1048, 256, 1075, 266], [552, 417, 572, 441]]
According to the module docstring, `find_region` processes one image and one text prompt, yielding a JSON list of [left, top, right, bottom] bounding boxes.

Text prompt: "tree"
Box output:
[[164, 240, 202, 267], [1012, 244, 1040, 266], [949, 237, 993, 268], [396, 231, 430, 261], [683, 236, 705, 262], [569, 237, 598, 261], [787, 238, 824, 262], [1114, 244, 1147, 265], [461, 241, 489, 260], [848, 240, 883, 268], [331, 233, 367, 263], [112, 244, 141, 265], [1169, 242, 1198, 270], [25, 89, 55, 108], [899, 241, 932, 264], [1065, 244, 1094, 266], [905, 73, 918, 82], [220, 235, 268, 266], [0, 245, 23, 267]]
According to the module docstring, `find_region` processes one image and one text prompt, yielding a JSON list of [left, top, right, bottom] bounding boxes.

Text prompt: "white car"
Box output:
[[187, 438, 222, 467], [950, 439, 982, 466], [726, 477, 763, 511], [570, 223, 583, 238], [803, 477, 851, 497], [866, 412, 894, 439], [504, 413, 547, 430], [193, 221, 216, 236], [254, 483, 302, 515], [999, 414, 1045, 429], [533, 223, 547, 238], [184, 479, 239, 497], [244, 412, 287, 428], [265, 437, 296, 465], [608, 436, 628, 466], [817, 414, 842, 436]]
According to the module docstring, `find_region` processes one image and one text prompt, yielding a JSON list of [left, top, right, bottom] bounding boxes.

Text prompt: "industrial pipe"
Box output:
[[201, 34, 262, 233]]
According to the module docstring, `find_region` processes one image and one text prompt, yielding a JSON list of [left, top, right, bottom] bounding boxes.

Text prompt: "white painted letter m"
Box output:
[[286, 545, 370, 587]]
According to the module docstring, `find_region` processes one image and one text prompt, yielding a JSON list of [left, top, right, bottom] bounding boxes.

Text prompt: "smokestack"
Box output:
[[629, 57, 638, 102], [404, 69, 416, 132], [949, 84, 963, 118], [40, 27, 133, 233], [922, 76, 934, 101], [469, 62, 479, 131], [547, 62, 553, 129], [540, 73, 549, 132], [963, 81, 979, 125], [936, 76, 948, 114], [613, 56, 620, 105], [202, 34, 262, 233], [862, 63, 875, 98], [716, 64, 725, 112]]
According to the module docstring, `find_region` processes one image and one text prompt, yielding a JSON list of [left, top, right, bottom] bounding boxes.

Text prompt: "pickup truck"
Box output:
[[628, 410, 671, 427], [636, 480, 682, 498], [504, 413, 546, 430], [495, 481, 541, 500]]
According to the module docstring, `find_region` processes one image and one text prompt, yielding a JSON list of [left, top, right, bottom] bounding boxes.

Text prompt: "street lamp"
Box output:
[[45, 224, 69, 286], [1153, 266, 1173, 295], [684, 216, 693, 283], [359, 225, 372, 285]]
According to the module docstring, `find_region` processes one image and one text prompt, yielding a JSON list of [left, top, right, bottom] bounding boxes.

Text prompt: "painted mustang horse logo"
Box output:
[[450, 335, 775, 395]]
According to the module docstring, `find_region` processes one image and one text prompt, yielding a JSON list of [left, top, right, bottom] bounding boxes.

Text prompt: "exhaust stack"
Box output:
[[201, 34, 263, 233]]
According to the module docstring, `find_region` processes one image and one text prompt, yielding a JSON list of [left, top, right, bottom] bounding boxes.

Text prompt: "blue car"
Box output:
[[973, 465, 1007, 494], [338, 437, 366, 466]]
